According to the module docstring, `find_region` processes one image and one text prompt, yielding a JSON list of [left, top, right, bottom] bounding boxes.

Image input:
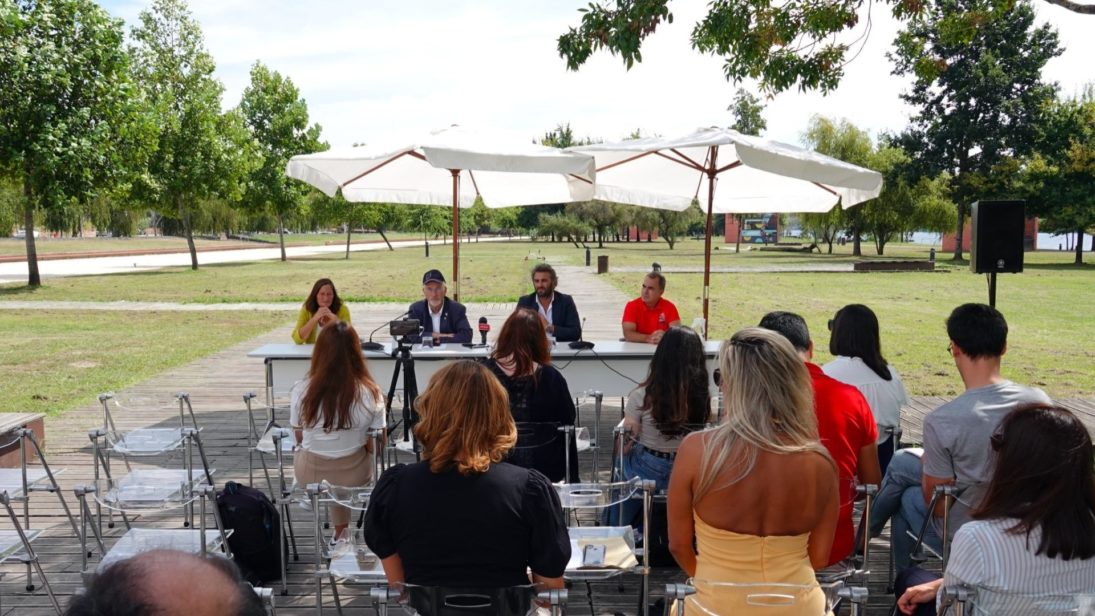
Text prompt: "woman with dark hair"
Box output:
[[823, 304, 908, 473], [364, 360, 571, 590], [290, 322, 384, 542], [482, 308, 578, 482], [292, 278, 351, 344], [612, 326, 710, 526], [896, 404, 1095, 615]]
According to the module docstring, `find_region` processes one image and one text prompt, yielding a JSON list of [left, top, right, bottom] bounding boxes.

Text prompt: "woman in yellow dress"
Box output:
[[667, 327, 840, 615]]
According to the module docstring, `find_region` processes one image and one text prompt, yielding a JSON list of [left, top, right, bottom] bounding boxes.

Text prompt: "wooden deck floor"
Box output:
[[2, 325, 1092, 615]]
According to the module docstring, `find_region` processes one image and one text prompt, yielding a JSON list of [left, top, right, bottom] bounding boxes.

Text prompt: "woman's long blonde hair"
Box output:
[[414, 360, 518, 475], [695, 327, 831, 499]]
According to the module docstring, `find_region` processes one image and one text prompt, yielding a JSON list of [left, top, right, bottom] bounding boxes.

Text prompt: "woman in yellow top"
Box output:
[[292, 278, 352, 344], [667, 328, 840, 615]]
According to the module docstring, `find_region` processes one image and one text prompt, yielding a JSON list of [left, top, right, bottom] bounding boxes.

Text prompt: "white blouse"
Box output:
[[822, 356, 908, 444], [289, 379, 385, 459]]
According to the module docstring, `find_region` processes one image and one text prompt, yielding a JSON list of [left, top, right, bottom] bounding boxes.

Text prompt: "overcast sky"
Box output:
[[99, 0, 1094, 149]]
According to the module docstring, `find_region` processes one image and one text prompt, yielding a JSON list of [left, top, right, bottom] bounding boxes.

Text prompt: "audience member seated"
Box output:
[[65, 549, 265, 616], [483, 308, 578, 482], [896, 404, 1095, 615], [759, 311, 881, 567], [610, 326, 710, 526], [292, 277, 351, 344], [621, 271, 681, 344], [406, 269, 473, 344], [290, 322, 384, 543], [364, 360, 571, 590], [870, 303, 1051, 570], [515, 263, 583, 342], [823, 304, 909, 475], [667, 328, 839, 615]]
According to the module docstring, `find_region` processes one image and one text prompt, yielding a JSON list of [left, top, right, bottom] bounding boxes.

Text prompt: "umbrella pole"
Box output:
[[702, 147, 718, 340], [451, 169, 460, 302]]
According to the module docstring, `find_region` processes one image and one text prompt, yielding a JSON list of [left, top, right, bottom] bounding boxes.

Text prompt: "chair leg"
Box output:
[[22, 431, 81, 538]]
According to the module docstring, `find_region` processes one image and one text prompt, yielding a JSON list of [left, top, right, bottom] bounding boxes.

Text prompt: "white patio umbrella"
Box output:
[[569, 127, 883, 335], [286, 125, 596, 300]]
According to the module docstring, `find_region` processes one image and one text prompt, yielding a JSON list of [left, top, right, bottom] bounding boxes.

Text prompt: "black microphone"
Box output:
[[362, 310, 408, 351], [569, 317, 594, 350], [478, 316, 490, 345]]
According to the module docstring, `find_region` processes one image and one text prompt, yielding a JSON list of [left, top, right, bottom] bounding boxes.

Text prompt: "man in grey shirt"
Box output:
[[870, 303, 1051, 569]]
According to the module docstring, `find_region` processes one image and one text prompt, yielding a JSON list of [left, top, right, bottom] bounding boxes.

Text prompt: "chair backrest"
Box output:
[[399, 583, 539, 616], [943, 584, 1095, 616], [683, 579, 829, 615]]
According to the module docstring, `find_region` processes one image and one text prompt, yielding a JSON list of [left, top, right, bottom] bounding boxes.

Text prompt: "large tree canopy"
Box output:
[[891, 0, 1061, 259], [558, 0, 1090, 94]]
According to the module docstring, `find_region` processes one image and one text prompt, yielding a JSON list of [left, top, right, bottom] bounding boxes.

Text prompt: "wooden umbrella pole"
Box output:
[[451, 169, 460, 302], [702, 147, 718, 339]]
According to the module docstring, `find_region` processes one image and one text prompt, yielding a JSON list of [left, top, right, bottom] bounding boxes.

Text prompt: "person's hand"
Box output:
[[315, 306, 335, 327], [897, 580, 941, 615], [647, 330, 665, 344]]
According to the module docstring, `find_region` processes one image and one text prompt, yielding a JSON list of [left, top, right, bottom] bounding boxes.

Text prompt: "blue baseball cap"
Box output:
[[422, 269, 446, 285]]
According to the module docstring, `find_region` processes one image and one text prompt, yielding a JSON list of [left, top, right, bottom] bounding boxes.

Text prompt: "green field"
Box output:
[[1, 239, 1092, 411], [0, 310, 288, 416]]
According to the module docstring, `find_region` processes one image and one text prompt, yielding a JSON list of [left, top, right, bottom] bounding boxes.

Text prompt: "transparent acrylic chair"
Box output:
[[91, 392, 214, 530], [307, 482, 384, 615], [370, 581, 566, 616], [509, 421, 580, 484], [555, 477, 655, 616], [74, 477, 232, 575], [663, 579, 869, 616], [817, 478, 879, 585], [940, 584, 1095, 616], [0, 490, 60, 614]]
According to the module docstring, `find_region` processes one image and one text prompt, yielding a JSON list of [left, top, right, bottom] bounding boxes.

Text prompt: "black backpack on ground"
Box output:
[[216, 481, 284, 585]]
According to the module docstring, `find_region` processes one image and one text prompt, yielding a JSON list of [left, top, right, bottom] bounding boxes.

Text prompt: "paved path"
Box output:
[[0, 237, 515, 285]]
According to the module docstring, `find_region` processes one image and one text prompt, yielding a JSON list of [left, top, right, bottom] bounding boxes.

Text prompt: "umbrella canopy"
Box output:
[[569, 127, 883, 334], [286, 125, 596, 299]]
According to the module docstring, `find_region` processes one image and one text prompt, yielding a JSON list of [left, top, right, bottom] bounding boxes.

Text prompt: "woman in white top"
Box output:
[[897, 404, 1095, 615], [290, 322, 385, 541], [822, 304, 908, 474]]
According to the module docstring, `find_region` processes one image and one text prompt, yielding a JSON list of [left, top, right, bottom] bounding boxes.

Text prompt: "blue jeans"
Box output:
[[869, 448, 942, 570], [604, 444, 674, 527]]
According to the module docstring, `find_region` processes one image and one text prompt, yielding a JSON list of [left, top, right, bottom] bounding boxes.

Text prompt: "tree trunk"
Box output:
[[23, 175, 41, 287], [178, 195, 198, 270], [345, 221, 352, 259], [852, 228, 862, 257], [826, 235, 834, 254], [875, 235, 886, 255], [735, 215, 743, 253], [597, 228, 604, 248], [276, 214, 287, 262], [1076, 229, 1085, 265], [952, 203, 966, 260], [378, 227, 393, 251]]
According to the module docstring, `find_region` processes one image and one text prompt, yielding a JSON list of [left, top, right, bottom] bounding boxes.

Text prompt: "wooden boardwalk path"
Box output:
[[4, 296, 1093, 613]]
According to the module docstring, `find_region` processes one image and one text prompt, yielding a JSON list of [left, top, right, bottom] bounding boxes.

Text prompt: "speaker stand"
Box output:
[[988, 272, 997, 308]]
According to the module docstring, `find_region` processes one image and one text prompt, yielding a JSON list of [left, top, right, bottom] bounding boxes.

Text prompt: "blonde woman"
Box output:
[[364, 360, 570, 590], [667, 328, 840, 615]]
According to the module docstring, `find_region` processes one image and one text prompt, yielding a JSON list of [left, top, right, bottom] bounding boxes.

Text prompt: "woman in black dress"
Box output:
[[483, 308, 579, 482], [364, 360, 571, 591]]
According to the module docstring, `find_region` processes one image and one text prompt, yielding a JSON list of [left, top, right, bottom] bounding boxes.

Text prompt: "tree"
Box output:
[[557, 0, 1088, 95], [727, 87, 767, 252], [539, 123, 596, 148], [801, 206, 843, 253], [802, 116, 873, 256], [0, 0, 151, 285], [239, 61, 325, 261], [536, 213, 591, 247], [1023, 87, 1095, 264], [890, 0, 1061, 260], [130, 0, 246, 270], [566, 201, 619, 247], [653, 202, 702, 249]]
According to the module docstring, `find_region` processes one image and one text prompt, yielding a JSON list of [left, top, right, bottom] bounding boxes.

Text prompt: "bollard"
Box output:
[[425, 241, 430, 258], [585, 247, 591, 267], [597, 255, 609, 274], [929, 248, 936, 262]]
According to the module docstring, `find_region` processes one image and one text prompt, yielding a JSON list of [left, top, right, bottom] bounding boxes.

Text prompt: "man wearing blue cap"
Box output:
[[407, 269, 473, 344]]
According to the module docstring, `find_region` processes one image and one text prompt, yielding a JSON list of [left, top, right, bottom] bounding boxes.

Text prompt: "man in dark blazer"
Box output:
[[515, 263, 582, 342], [407, 269, 473, 344]]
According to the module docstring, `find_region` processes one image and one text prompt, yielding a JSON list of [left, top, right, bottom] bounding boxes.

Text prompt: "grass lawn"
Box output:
[[0, 310, 288, 417], [247, 231, 421, 245], [1, 239, 1092, 400]]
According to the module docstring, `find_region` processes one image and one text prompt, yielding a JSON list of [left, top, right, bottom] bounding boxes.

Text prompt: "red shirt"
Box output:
[[807, 362, 878, 567], [621, 297, 680, 335]]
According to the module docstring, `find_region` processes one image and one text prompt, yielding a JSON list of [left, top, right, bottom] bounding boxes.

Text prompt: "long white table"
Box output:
[[248, 340, 722, 401]]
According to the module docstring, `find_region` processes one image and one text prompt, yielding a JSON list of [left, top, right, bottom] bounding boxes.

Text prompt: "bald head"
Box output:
[[66, 550, 264, 616]]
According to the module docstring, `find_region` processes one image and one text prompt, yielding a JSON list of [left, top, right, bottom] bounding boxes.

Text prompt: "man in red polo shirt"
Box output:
[[622, 272, 681, 344], [759, 311, 882, 567]]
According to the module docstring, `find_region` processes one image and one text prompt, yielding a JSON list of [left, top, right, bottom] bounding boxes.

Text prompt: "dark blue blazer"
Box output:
[[407, 297, 473, 344], [516, 291, 582, 342]]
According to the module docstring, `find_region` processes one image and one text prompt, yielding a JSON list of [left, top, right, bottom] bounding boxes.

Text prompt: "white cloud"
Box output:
[[99, 0, 1092, 149]]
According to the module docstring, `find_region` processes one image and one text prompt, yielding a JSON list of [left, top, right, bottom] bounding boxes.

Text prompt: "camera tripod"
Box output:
[[385, 335, 421, 460]]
